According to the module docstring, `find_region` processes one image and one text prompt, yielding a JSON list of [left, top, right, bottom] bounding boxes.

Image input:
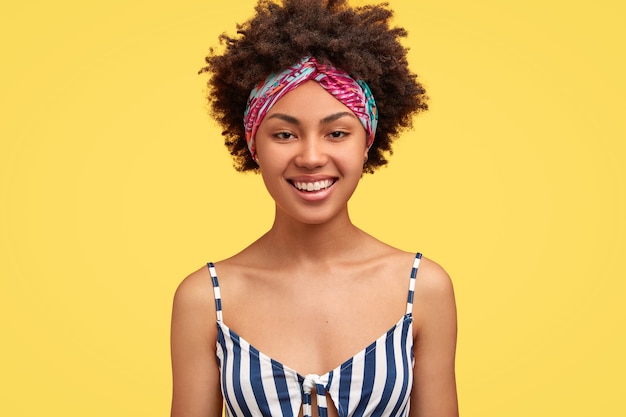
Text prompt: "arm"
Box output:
[[410, 259, 459, 417], [171, 269, 224, 417]]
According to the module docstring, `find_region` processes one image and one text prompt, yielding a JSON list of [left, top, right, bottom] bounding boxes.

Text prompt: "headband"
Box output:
[[243, 56, 378, 159]]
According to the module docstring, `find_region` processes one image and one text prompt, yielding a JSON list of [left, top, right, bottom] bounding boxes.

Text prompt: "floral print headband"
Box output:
[[243, 56, 378, 159]]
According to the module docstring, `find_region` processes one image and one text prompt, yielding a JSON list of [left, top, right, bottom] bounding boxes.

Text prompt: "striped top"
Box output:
[[208, 253, 422, 417]]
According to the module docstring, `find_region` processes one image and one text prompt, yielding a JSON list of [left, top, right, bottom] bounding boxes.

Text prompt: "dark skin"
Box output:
[[174, 1, 454, 415], [171, 82, 458, 416]]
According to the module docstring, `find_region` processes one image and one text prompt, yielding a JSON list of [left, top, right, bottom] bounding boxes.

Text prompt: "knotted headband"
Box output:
[[243, 56, 378, 159]]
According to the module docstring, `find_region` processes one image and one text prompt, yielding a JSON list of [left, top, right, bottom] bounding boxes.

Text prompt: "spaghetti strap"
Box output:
[[207, 262, 223, 323], [406, 253, 422, 315]]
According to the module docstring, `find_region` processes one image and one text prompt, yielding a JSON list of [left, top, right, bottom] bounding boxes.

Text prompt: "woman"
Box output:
[[171, 1, 458, 416]]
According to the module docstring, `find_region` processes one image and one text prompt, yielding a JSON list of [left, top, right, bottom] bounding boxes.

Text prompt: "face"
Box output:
[[254, 80, 369, 225]]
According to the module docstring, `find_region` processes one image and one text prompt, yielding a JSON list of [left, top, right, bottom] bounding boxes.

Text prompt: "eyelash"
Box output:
[[274, 131, 295, 140], [272, 130, 350, 140], [328, 131, 348, 139]]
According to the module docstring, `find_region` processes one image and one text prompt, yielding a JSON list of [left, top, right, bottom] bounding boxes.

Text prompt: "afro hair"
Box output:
[[200, 0, 428, 173]]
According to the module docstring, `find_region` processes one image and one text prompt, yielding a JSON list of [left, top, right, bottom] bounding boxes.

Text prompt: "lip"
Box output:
[[287, 174, 337, 182], [286, 175, 338, 202]]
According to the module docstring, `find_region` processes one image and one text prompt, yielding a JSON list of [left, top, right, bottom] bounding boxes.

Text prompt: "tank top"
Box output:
[[208, 253, 422, 417]]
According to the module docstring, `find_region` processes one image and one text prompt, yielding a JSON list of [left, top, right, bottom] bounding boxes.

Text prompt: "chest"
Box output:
[[216, 314, 414, 417], [217, 264, 411, 375]]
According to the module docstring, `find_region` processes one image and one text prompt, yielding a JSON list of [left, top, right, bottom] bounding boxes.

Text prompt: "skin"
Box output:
[[171, 81, 458, 417]]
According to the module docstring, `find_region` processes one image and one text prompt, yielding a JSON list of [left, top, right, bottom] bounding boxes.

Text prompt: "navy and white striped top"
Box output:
[[208, 253, 422, 417]]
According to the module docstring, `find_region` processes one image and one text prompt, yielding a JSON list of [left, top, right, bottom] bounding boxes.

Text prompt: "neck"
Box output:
[[259, 207, 366, 265]]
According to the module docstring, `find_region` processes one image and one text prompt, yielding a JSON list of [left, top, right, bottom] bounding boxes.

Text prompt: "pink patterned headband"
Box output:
[[243, 56, 378, 159]]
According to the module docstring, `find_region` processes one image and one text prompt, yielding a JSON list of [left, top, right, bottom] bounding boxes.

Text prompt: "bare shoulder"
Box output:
[[172, 265, 217, 331], [412, 256, 457, 328], [175, 266, 213, 302], [170, 265, 224, 416], [415, 256, 454, 293]]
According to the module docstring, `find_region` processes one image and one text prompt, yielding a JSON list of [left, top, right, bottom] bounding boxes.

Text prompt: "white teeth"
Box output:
[[293, 179, 334, 191]]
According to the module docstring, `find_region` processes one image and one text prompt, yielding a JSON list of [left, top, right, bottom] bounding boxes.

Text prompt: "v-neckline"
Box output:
[[216, 313, 413, 380]]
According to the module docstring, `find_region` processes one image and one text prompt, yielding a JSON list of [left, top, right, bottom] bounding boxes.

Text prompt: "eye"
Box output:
[[328, 131, 348, 139], [274, 131, 295, 140]]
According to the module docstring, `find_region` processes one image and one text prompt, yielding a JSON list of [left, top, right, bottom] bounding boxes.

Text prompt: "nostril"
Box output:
[[295, 148, 328, 168]]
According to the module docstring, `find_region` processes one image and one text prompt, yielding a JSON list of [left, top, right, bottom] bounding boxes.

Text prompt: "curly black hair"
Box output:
[[200, 0, 428, 173]]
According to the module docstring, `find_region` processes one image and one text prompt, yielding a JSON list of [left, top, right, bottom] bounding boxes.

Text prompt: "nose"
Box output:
[[294, 137, 328, 169]]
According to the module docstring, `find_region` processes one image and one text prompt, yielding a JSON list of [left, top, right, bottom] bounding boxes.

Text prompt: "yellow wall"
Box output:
[[1, 1, 624, 415]]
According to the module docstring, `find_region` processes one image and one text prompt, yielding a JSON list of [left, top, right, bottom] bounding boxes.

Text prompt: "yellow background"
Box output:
[[1, 0, 624, 415]]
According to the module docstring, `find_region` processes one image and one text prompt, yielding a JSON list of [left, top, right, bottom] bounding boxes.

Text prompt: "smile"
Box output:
[[291, 179, 336, 192]]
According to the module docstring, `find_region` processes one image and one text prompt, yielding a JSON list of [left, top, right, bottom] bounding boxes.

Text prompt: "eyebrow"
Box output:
[[265, 112, 357, 126]]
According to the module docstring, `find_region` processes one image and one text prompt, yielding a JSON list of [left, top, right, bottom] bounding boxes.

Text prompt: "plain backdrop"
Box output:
[[1, 0, 624, 415]]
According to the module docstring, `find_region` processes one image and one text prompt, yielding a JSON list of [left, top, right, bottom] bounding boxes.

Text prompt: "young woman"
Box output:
[[171, 1, 458, 416]]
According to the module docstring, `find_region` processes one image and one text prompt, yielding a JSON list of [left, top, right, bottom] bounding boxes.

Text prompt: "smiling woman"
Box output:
[[170, 1, 458, 416], [255, 81, 368, 223]]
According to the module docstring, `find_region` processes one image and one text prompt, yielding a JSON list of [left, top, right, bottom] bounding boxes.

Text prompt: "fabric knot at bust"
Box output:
[[302, 373, 322, 394], [301, 373, 330, 417], [243, 56, 378, 160]]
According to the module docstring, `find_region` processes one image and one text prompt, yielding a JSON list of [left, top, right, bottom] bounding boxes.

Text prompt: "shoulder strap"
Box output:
[[406, 253, 422, 315], [207, 262, 223, 323]]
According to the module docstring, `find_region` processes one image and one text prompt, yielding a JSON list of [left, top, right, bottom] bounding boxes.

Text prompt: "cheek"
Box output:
[[335, 158, 366, 182], [343, 144, 369, 169], [258, 164, 288, 194]]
